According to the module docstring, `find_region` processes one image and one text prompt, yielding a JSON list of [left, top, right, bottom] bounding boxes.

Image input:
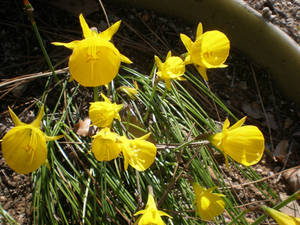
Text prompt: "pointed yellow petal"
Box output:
[[44, 159, 51, 170], [225, 154, 229, 169], [166, 51, 172, 59], [206, 187, 217, 193], [31, 105, 44, 128], [196, 23, 203, 40], [154, 55, 163, 70], [222, 118, 231, 131], [120, 136, 130, 171], [45, 134, 64, 141], [177, 76, 186, 81], [165, 79, 172, 91], [51, 40, 81, 50], [195, 65, 208, 81], [158, 210, 172, 218], [98, 20, 121, 41], [79, 14, 92, 38], [134, 81, 138, 90], [180, 33, 193, 52], [100, 93, 111, 103], [146, 193, 157, 209], [120, 54, 133, 64], [184, 55, 192, 65], [228, 116, 246, 131], [8, 107, 24, 126], [138, 132, 152, 141], [134, 209, 147, 216], [218, 64, 228, 68], [134, 193, 171, 224]]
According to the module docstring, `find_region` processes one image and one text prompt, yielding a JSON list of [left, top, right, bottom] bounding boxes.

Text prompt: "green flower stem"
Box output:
[[0, 203, 18, 225], [251, 190, 300, 225], [24, 1, 60, 84], [227, 209, 249, 225], [82, 168, 93, 224], [143, 84, 157, 121], [94, 87, 99, 101], [161, 87, 168, 100]]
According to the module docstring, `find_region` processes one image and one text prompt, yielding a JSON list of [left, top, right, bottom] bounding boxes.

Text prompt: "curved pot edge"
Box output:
[[111, 0, 300, 104]]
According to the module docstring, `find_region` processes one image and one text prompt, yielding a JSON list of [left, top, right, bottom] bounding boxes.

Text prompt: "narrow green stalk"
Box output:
[[227, 209, 249, 225], [24, 1, 60, 84], [93, 87, 99, 101], [251, 190, 300, 225], [161, 87, 168, 100], [82, 168, 93, 224], [0, 203, 19, 225], [143, 84, 157, 121]]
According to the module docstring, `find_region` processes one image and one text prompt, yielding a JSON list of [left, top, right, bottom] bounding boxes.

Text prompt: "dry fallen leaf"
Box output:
[[74, 118, 97, 137], [283, 168, 300, 193], [274, 140, 289, 163], [122, 113, 155, 143], [241, 101, 263, 119]]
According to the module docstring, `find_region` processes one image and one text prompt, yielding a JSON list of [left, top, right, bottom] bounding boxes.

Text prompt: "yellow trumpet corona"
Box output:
[[209, 117, 264, 167], [180, 23, 230, 80], [52, 14, 132, 87], [193, 183, 225, 221], [1, 106, 63, 174]]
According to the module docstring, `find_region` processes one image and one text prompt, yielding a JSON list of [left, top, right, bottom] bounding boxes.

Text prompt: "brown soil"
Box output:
[[1, 0, 299, 224]]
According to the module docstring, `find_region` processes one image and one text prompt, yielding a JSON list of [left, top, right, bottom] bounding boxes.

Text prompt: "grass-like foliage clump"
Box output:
[[1, 2, 300, 225]]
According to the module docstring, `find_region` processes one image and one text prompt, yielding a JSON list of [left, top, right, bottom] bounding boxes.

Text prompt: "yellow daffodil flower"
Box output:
[[91, 128, 121, 161], [1, 106, 63, 174], [89, 93, 123, 128], [193, 183, 225, 221], [209, 117, 264, 167], [134, 193, 172, 225], [180, 23, 230, 80], [119, 80, 139, 98], [52, 14, 132, 87], [154, 51, 185, 90], [90, 129, 156, 171], [262, 206, 300, 225], [120, 133, 157, 171]]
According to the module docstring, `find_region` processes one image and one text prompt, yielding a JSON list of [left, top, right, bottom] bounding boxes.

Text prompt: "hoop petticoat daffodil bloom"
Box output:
[[193, 183, 225, 221], [154, 51, 185, 90], [134, 193, 172, 225], [119, 133, 157, 171], [91, 130, 156, 171], [180, 23, 230, 80], [208, 117, 264, 167], [118, 80, 139, 98], [89, 93, 123, 128], [91, 128, 121, 161], [52, 14, 132, 87], [262, 206, 300, 225], [1, 106, 63, 174]]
